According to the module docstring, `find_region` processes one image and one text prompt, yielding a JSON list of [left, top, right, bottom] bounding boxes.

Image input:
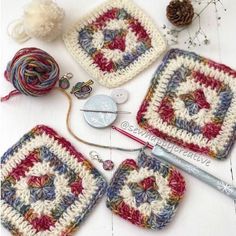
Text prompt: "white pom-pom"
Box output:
[[9, 0, 65, 43]]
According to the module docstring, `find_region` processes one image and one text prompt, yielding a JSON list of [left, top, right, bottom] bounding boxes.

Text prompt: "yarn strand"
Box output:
[[7, 19, 30, 43], [0, 90, 21, 102]]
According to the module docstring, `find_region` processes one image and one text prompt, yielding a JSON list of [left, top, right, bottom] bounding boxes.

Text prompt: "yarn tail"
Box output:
[[1, 90, 21, 102], [7, 19, 30, 43]]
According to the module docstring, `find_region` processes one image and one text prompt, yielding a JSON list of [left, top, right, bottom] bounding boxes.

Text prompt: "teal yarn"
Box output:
[[1, 47, 60, 102]]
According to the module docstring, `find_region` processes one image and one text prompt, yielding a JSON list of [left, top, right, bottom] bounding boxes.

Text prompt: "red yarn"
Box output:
[[193, 71, 222, 91], [31, 215, 55, 232], [107, 34, 126, 52], [158, 97, 174, 123], [93, 52, 114, 72], [168, 170, 186, 198], [194, 89, 210, 109], [70, 179, 83, 196], [9, 151, 39, 181], [93, 8, 119, 29], [123, 159, 138, 169], [140, 176, 156, 190], [117, 201, 143, 225], [202, 122, 221, 139], [129, 19, 149, 40]]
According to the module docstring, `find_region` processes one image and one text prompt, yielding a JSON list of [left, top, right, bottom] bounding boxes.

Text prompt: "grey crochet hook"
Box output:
[[152, 145, 236, 200]]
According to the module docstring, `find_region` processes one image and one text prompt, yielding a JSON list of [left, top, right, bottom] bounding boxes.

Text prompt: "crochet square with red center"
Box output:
[[106, 151, 185, 229], [63, 0, 166, 88], [137, 49, 236, 159], [1, 125, 107, 236]]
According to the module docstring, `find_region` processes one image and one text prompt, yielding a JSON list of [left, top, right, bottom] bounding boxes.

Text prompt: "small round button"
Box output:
[[111, 89, 129, 104]]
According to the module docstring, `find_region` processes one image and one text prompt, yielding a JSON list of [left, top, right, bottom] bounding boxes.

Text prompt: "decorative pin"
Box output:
[[59, 72, 73, 89], [71, 80, 94, 99], [89, 151, 114, 171]]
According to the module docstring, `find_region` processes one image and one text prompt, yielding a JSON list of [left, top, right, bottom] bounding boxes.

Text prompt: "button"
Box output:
[[111, 89, 129, 104]]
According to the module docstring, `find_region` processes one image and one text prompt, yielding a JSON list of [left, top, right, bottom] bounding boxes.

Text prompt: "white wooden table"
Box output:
[[1, 0, 236, 235]]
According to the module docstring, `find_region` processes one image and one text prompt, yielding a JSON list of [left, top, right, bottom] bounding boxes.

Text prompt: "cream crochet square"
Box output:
[[63, 0, 166, 88], [137, 49, 236, 159], [1, 125, 107, 235]]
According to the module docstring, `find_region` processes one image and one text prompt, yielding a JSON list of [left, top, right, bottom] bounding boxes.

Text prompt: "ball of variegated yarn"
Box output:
[[10, 0, 65, 43], [1, 47, 60, 102]]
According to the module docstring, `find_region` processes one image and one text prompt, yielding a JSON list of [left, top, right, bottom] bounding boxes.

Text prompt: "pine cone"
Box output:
[[166, 0, 194, 27]]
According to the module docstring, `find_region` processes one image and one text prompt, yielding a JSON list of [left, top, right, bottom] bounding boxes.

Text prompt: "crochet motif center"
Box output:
[[79, 8, 152, 73], [128, 176, 162, 207], [1, 126, 107, 236]]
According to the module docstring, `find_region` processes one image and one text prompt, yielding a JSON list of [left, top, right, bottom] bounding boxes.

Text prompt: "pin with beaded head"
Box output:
[[89, 151, 114, 171]]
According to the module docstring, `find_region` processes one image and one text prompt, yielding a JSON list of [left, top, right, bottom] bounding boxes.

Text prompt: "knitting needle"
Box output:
[[81, 109, 131, 114], [111, 125, 236, 200]]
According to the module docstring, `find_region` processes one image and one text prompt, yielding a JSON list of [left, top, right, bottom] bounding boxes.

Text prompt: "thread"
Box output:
[[1, 47, 60, 102]]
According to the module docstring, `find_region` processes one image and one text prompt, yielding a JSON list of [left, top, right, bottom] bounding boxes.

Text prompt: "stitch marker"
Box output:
[[71, 80, 94, 99], [89, 151, 114, 171]]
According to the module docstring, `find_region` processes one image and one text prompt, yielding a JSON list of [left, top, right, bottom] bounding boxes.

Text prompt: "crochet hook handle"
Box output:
[[152, 145, 236, 200]]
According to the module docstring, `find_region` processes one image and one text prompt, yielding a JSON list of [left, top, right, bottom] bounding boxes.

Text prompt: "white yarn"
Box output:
[[9, 0, 65, 43]]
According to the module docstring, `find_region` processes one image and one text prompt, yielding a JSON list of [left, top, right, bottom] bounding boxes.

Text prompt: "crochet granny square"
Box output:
[[137, 49, 236, 159], [106, 151, 185, 229], [1, 125, 107, 236], [63, 0, 166, 88]]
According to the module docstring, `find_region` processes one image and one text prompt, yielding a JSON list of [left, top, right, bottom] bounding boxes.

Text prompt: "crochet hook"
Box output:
[[112, 125, 236, 200], [111, 125, 153, 148], [81, 109, 131, 114]]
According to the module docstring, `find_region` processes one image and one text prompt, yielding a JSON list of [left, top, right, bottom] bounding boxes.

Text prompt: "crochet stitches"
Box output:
[[1, 125, 107, 236], [106, 152, 185, 229], [63, 0, 166, 88], [137, 49, 236, 159]]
